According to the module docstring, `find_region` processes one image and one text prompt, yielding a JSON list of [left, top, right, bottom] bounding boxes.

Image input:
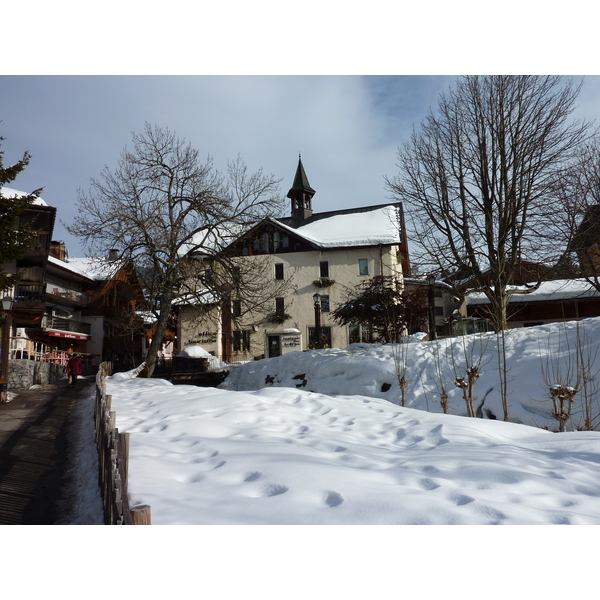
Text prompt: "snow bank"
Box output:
[[105, 317, 600, 524], [221, 317, 600, 430], [179, 345, 226, 369], [108, 376, 600, 525]]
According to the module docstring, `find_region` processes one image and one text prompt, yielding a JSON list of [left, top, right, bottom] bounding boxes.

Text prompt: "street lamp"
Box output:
[[0, 296, 14, 403], [313, 292, 322, 349], [426, 276, 437, 341]]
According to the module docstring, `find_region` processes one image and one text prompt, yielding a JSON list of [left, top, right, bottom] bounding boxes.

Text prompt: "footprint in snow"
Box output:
[[421, 465, 439, 474], [450, 492, 475, 506], [395, 428, 407, 441], [551, 513, 571, 525], [325, 491, 344, 508], [476, 505, 507, 522], [264, 484, 289, 497], [419, 478, 441, 491], [559, 498, 577, 508]]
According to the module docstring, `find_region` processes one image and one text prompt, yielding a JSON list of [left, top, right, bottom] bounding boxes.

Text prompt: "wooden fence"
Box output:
[[95, 361, 151, 525]]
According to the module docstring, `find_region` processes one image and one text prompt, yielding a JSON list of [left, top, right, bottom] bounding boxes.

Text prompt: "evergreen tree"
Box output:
[[332, 276, 428, 342], [0, 133, 40, 293]]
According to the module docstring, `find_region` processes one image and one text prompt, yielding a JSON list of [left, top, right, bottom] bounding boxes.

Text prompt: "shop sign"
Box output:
[[188, 331, 218, 345], [48, 331, 90, 340]]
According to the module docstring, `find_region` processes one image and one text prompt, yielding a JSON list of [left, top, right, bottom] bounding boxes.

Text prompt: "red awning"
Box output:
[[47, 330, 90, 340]]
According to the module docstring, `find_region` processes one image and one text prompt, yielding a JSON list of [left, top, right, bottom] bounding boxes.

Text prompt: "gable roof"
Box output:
[[289, 204, 402, 248], [465, 279, 600, 305], [228, 203, 402, 252], [47, 255, 132, 283]]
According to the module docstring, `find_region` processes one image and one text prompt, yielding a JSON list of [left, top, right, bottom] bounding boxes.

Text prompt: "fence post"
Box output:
[[94, 362, 150, 525], [130, 504, 151, 525]]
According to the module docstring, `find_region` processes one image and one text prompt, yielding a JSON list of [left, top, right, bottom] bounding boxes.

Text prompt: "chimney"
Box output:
[[107, 249, 120, 262], [49, 240, 68, 261]]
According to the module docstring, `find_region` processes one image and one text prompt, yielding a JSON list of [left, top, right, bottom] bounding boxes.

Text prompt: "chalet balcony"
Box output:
[[46, 282, 90, 307], [14, 283, 45, 304], [42, 315, 92, 338]]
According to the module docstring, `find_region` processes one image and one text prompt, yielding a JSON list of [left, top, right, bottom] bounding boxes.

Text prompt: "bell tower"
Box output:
[[287, 155, 315, 224]]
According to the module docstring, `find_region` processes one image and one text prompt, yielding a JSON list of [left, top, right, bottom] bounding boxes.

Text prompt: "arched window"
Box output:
[[262, 232, 270, 253], [282, 236, 290, 249], [253, 238, 260, 254], [273, 232, 281, 252]]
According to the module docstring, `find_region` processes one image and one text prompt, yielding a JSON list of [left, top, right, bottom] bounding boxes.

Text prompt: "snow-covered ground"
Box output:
[[105, 317, 600, 525]]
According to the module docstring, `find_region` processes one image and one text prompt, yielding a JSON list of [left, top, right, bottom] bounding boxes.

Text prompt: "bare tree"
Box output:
[[390, 338, 408, 406], [68, 123, 285, 376], [540, 327, 581, 432], [449, 333, 490, 418], [432, 337, 449, 414], [556, 138, 600, 287], [386, 76, 592, 331]]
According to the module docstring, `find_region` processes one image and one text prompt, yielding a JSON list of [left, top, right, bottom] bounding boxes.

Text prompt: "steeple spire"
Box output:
[[287, 155, 315, 223]]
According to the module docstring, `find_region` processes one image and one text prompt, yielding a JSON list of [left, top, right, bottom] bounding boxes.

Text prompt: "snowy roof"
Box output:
[[0, 186, 49, 206], [48, 255, 122, 281], [466, 279, 600, 305], [184, 204, 403, 256], [290, 204, 401, 248]]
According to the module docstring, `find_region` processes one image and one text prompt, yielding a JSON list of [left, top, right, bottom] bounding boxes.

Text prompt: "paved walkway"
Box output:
[[0, 382, 91, 525]]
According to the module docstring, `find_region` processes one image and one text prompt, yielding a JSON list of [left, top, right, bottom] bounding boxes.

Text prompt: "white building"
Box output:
[[177, 158, 411, 361]]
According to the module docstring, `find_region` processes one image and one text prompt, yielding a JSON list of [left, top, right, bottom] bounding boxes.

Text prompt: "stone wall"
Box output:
[[8, 359, 66, 390]]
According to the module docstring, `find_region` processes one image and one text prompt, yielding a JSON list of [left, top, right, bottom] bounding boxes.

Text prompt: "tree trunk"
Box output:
[[145, 300, 172, 378]]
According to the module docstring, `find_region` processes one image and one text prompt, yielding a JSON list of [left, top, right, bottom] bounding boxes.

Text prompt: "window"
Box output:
[[434, 306, 444, 316], [253, 238, 260, 254], [320, 295, 330, 313], [348, 324, 372, 344], [232, 299, 242, 317], [308, 326, 332, 349], [273, 232, 281, 252], [275, 263, 284, 280], [233, 330, 251, 352], [348, 325, 360, 344], [262, 232, 270, 253], [319, 261, 329, 278], [275, 297, 285, 317], [358, 258, 369, 276], [282, 236, 290, 249]]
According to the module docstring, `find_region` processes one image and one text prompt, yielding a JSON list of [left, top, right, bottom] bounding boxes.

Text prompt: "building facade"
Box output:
[[178, 158, 410, 360], [1, 188, 57, 360]]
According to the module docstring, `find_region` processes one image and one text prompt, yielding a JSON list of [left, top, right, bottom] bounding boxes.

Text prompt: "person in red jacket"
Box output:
[[66, 354, 83, 387]]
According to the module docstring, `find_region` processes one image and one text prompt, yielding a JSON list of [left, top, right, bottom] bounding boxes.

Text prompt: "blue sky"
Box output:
[[2, 75, 599, 255], [0, 75, 459, 253]]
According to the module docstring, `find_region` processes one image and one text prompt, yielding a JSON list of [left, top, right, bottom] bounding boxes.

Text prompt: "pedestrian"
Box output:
[[66, 354, 83, 388]]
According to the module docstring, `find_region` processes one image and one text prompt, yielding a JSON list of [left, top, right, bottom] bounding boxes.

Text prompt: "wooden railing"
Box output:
[[94, 361, 151, 525]]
